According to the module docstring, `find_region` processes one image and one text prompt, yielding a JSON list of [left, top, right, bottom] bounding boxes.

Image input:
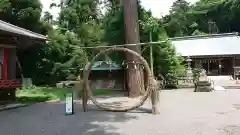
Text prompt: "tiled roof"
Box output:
[[81, 61, 123, 71], [171, 32, 240, 56], [0, 20, 46, 40]]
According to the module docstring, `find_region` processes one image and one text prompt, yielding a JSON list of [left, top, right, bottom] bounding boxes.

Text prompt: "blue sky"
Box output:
[[41, 0, 198, 19]]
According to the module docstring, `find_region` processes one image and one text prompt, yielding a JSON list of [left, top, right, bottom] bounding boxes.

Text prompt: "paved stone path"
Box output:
[[1, 89, 240, 135]]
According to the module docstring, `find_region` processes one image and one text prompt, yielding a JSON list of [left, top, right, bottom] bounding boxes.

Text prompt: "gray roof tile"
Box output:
[[171, 33, 240, 56], [0, 20, 46, 40]]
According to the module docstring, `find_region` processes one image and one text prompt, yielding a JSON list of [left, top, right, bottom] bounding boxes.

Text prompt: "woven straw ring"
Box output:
[[83, 47, 154, 112]]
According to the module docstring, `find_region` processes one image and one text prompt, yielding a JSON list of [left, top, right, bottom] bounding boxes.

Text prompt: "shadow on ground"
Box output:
[[16, 96, 51, 103], [0, 102, 147, 135]]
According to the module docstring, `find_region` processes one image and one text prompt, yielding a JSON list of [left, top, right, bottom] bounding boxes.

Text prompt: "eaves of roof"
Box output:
[[0, 20, 47, 40], [170, 32, 240, 57]]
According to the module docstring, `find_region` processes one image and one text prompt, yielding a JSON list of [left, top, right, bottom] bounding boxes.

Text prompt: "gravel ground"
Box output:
[[1, 89, 240, 135]]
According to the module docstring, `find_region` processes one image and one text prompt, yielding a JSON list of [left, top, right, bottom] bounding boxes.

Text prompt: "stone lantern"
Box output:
[[185, 56, 193, 86], [186, 56, 193, 75]]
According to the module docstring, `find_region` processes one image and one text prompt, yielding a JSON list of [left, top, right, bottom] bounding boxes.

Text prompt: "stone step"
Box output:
[[0, 103, 27, 111], [208, 76, 233, 81], [196, 86, 212, 92], [214, 86, 226, 91]]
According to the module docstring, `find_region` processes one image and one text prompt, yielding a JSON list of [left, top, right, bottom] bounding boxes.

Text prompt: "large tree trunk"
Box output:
[[123, 0, 144, 97]]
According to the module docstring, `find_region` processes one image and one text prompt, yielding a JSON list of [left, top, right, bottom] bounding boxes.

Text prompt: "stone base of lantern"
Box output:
[[196, 82, 212, 92], [195, 71, 213, 92]]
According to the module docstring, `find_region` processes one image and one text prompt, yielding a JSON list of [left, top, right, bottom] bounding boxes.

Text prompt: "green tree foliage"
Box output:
[[163, 0, 240, 36], [55, 0, 185, 87], [59, 0, 105, 56], [0, 0, 43, 32], [103, 1, 185, 87], [0, 0, 51, 85], [8, 0, 240, 87], [48, 29, 88, 82], [138, 5, 185, 87], [0, 0, 10, 12], [153, 41, 185, 87], [0, 0, 89, 85], [163, 0, 196, 37], [42, 11, 54, 24]]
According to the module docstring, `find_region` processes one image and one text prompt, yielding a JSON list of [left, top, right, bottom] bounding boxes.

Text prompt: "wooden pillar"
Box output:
[[0, 49, 3, 80], [2, 48, 8, 80], [207, 59, 210, 74], [194, 59, 197, 68], [219, 58, 222, 75], [233, 57, 236, 79], [8, 48, 16, 80]]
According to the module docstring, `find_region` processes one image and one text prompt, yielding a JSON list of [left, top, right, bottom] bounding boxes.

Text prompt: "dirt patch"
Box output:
[[233, 104, 240, 110], [220, 125, 240, 135]]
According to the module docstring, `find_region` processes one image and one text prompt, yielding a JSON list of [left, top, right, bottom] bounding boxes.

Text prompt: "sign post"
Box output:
[[65, 90, 74, 115]]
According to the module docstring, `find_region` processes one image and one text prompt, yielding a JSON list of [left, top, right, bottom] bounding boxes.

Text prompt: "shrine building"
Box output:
[[171, 32, 240, 79], [0, 20, 46, 103]]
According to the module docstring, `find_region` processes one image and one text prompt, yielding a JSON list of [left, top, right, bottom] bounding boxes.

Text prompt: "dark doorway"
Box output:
[[221, 57, 233, 75]]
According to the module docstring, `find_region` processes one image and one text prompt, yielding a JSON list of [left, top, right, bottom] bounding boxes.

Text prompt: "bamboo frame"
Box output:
[[83, 47, 160, 114]]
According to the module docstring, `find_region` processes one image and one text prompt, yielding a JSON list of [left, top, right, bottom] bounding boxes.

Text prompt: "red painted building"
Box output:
[[0, 20, 46, 102]]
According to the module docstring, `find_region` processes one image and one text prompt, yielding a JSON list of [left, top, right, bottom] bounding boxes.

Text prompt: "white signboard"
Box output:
[[65, 93, 73, 115]]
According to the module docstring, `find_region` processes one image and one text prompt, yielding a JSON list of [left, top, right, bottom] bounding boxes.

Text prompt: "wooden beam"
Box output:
[[0, 44, 16, 48], [0, 32, 46, 48]]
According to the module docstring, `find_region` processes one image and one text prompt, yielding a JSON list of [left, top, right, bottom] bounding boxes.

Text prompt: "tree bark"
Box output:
[[123, 0, 144, 97]]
